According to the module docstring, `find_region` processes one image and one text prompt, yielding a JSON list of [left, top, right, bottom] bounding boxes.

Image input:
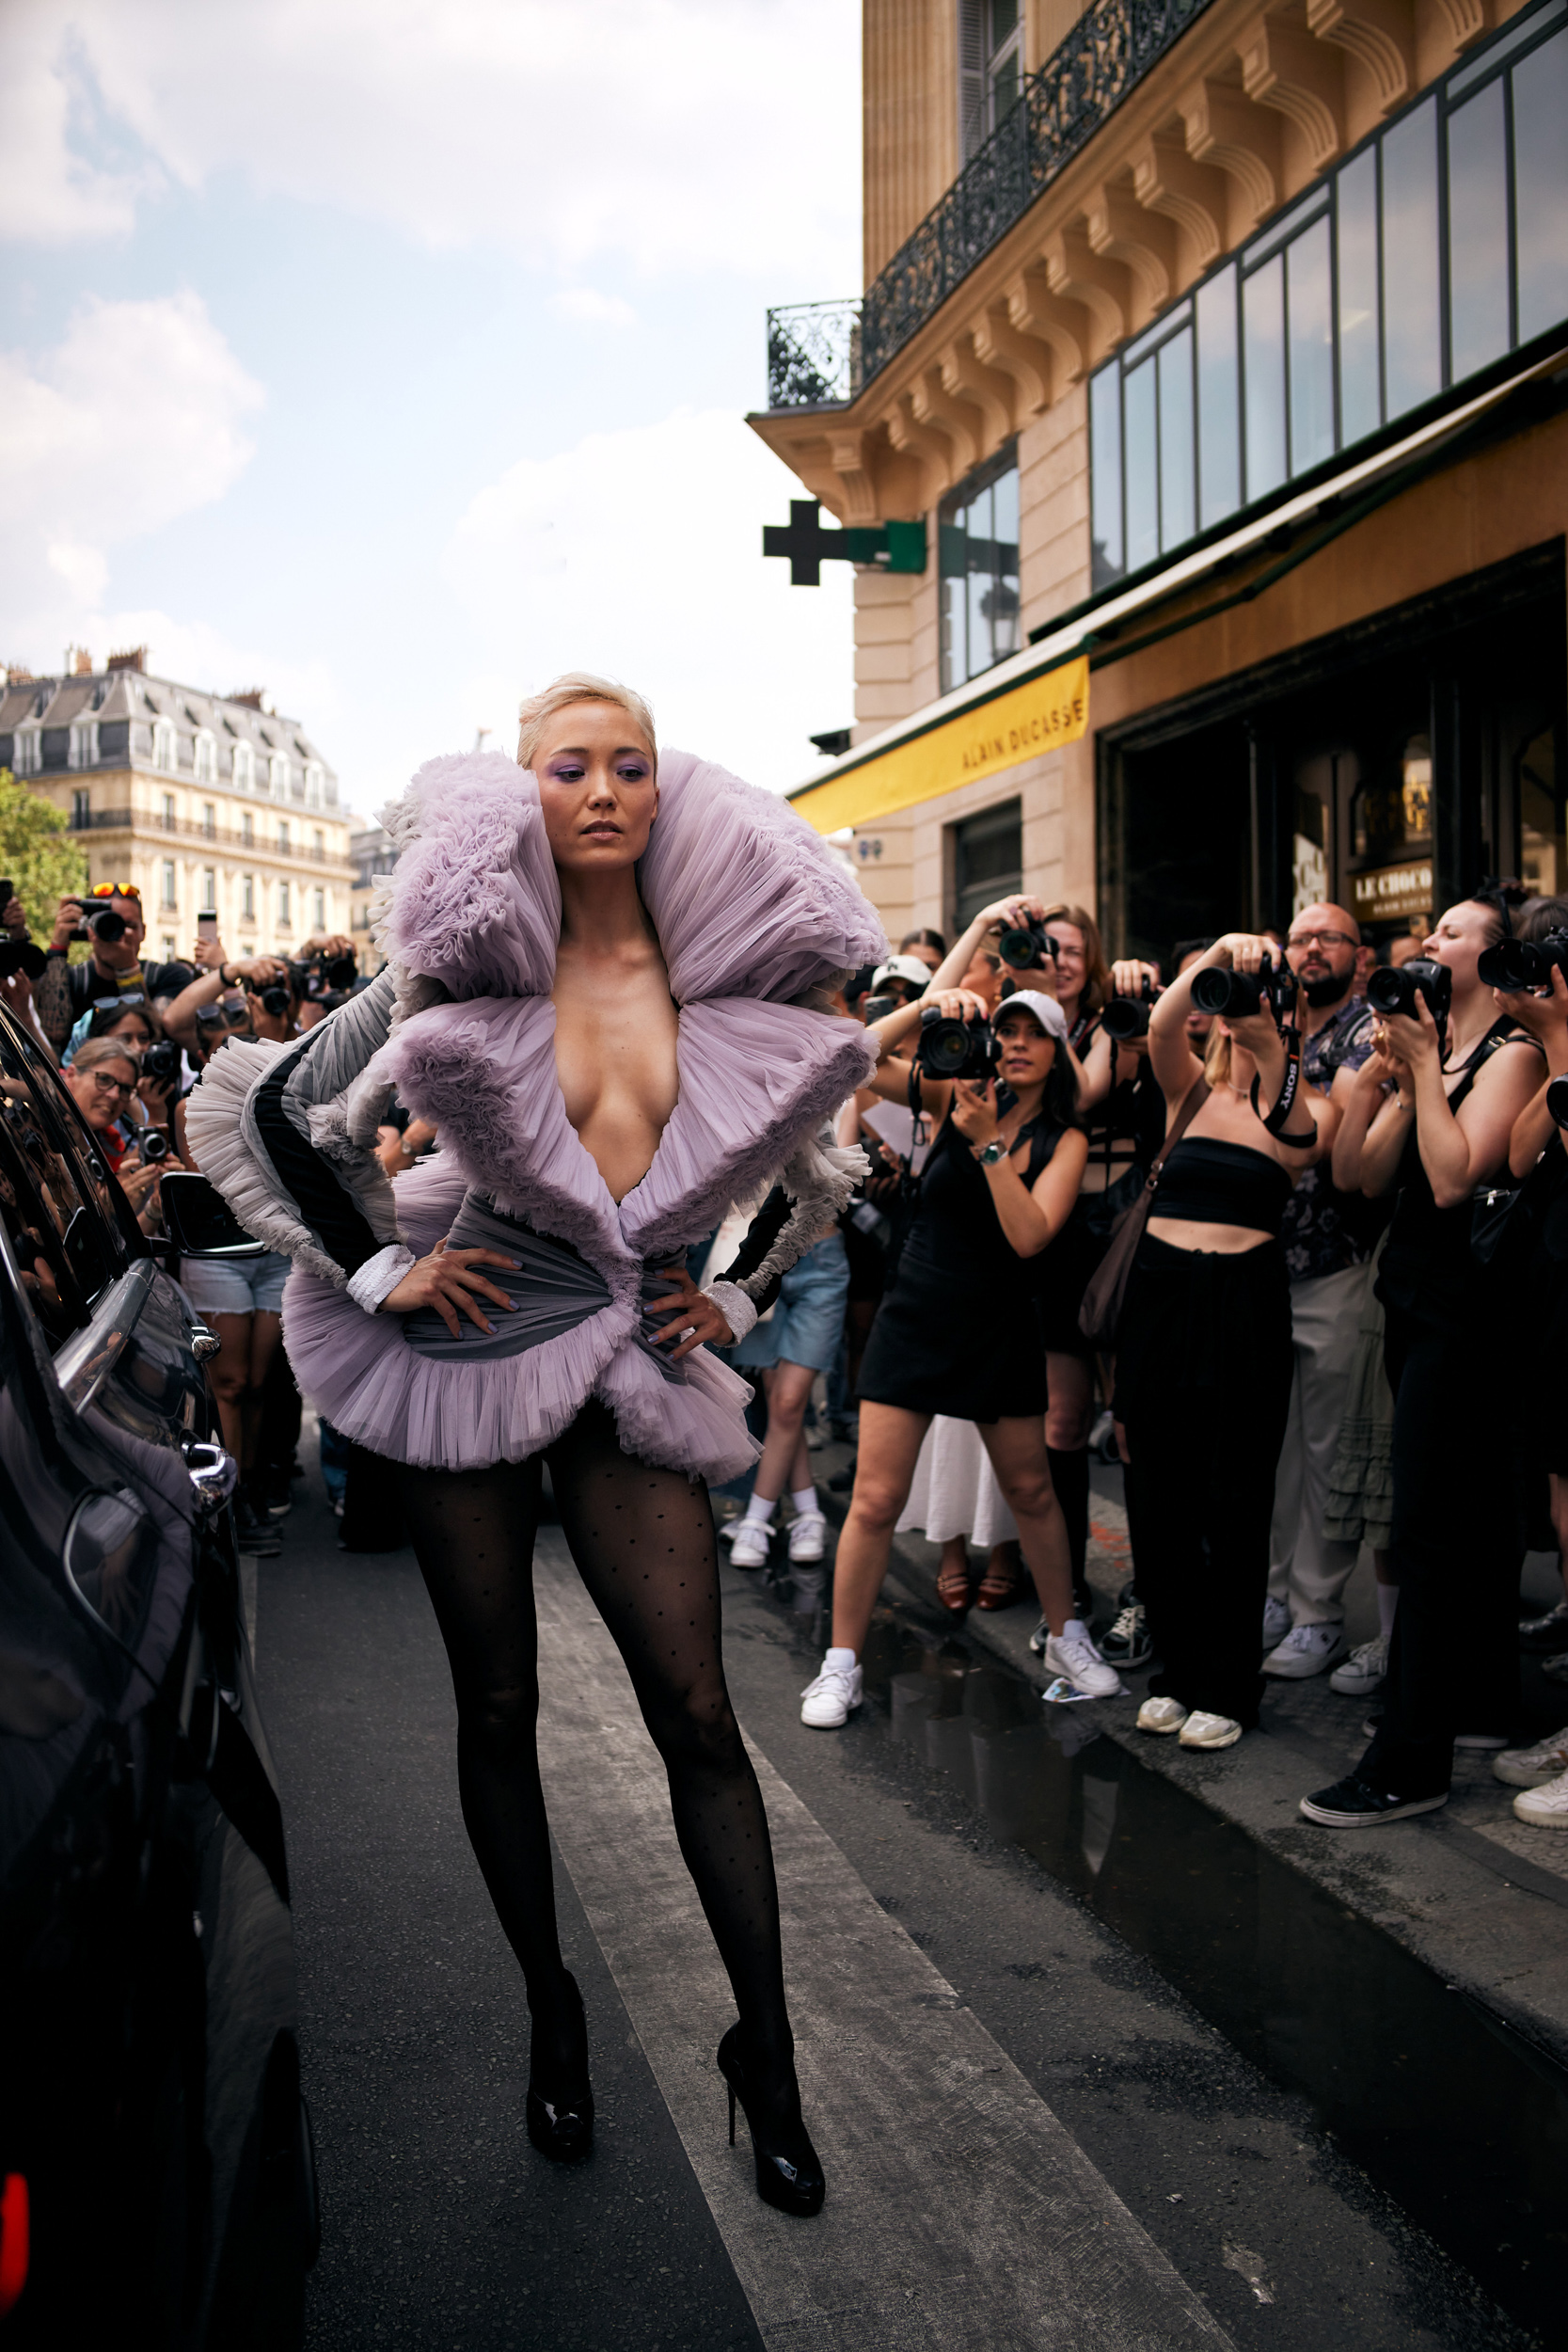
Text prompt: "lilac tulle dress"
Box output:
[[186, 747, 884, 1482]]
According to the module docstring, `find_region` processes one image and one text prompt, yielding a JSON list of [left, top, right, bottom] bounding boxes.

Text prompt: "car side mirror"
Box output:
[[159, 1170, 265, 1258]]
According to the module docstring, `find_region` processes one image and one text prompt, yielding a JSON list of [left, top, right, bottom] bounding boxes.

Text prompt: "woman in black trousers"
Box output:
[[1305, 896, 1542, 1826], [1117, 935, 1329, 1749]]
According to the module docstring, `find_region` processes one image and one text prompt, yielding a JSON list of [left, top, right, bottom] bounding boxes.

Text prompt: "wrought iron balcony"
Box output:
[[766, 0, 1217, 411]]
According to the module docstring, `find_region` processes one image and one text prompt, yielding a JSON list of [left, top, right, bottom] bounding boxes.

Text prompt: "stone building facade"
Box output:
[[0, 650, 353, 962], [753, 0, 1567, 961]]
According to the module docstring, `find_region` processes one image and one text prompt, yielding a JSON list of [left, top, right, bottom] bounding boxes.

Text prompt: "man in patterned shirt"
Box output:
[[1262, 903, 1380, 1679]]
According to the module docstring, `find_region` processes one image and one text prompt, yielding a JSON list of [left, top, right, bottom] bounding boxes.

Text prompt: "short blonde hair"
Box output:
[[72, 1035, 140, 1078], [516, 672, 657, 771], [1202, 1021, 1232, 1090]]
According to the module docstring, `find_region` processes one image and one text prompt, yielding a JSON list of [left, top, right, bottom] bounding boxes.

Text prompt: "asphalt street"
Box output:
[[255, 1445, 1533, 2352]]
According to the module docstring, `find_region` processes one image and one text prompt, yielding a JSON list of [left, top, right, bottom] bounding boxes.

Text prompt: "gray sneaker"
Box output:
[[1262, 1623, 1348, 1679], [1329, 1635, 1388, 1694]]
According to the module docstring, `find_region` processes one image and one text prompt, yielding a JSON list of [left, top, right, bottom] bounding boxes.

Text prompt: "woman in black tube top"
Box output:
[[1117, 934, 1334, 1752]]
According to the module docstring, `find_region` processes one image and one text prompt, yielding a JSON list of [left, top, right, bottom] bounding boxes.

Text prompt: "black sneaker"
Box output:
[[1519, 1597, 1568, 1654], [235, 1499, 280, 1557], [1101, 1599, 1154, 1669], [1299, 1773, 1447, 1827]]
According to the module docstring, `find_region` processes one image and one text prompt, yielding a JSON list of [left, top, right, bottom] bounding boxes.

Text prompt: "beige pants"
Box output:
[[1267, 1261, 1373, 1627]]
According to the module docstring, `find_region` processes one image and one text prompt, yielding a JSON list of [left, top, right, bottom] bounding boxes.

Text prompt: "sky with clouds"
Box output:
[[0, 0, 861, 820]]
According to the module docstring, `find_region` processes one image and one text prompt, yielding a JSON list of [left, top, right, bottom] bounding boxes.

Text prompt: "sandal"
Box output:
[[976, 1543, 1027, 1612], [937, 1552, 973, 1616]]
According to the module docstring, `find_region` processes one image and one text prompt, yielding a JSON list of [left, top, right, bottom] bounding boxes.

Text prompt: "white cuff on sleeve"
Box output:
[[347, 1243, 417, 1314], [704, 1279, 757, 1346]]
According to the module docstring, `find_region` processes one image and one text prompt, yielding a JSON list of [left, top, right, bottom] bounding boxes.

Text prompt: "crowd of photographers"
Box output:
[[9, 866, 1568, 1842], [738, 891, 1568, 1844], [0, 879, 365, 1547]]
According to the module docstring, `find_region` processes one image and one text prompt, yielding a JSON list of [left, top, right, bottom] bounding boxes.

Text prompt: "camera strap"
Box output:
[[1251, 1024, 1316, 1145]]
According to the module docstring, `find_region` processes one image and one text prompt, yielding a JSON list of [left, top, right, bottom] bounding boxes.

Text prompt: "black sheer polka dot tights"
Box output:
[[397, 1404, 790, 2085]]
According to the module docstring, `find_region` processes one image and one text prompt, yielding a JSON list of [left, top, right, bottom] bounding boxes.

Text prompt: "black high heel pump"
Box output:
[[526, 1975, 594, 2161], [717, 2026, 825, 2217]]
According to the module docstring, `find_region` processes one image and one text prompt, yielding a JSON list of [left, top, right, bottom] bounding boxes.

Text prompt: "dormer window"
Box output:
[[233, 741, 255, 791], [194, 730, 216, 782], [271, 753, 291, 799], [152, 718, 177, 770], [13, 724, 40, 776], [70, 720, 99, 769], [305, 761, 324, 808]]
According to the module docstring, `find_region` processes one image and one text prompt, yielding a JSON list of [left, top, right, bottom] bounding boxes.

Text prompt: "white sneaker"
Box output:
[[787, 1511, 827, 1564], [1261, 1623, 1348, 1679], [1493, 1730, 1568, 1788], [729, 1518, 773, 1569], [1180, 1709, 1243, 1750], [1329, 1635, 1388, 1695], [1042, 1627, 1121, 1699], [800, 1649, 862, 1728], [1513, 1767, 1568, 1827], [1261, 1595, 1291, 1648], [1137, 1696, 1189, 1735]]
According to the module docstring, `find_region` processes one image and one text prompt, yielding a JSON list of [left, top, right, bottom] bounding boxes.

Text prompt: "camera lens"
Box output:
[[1191, 966, 1262, 1017], [999, 923, 1054, 970], [139, 1130, 170, 1163], [87, 908, 128, 944], [1477, 937, 1542, 991], [142, 1040, 182, 1083], [260, 984, 292, 1018], [918, 1012, 977, 1075], [1101, 996, 1152, 1041]]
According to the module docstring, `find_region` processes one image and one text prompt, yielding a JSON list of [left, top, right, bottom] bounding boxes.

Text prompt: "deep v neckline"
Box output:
[[546, 995, 684, 1224]]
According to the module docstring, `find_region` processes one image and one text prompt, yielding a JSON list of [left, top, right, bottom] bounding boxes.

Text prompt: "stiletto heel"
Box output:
[[716, 2025, 824, 2217], [526, 1973, 594, 2161]]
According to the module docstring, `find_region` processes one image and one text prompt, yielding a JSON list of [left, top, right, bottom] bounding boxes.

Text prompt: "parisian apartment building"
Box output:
[[755, 0, 1568, 962], [0, 649, 353, 964]]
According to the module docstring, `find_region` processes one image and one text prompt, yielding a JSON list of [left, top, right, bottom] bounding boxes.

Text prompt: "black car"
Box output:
[[0, 1002, 316, 2347]]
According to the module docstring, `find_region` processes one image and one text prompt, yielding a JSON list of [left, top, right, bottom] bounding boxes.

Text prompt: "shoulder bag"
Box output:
[[1077, 1079, 1209, 1349]]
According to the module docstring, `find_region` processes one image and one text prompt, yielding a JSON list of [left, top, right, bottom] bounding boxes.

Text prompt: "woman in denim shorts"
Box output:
[[181, 1246, 292, 1547], [724, 1228, 850, 1585]]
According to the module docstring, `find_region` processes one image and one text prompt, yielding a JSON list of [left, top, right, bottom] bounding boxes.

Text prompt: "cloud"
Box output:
[[551, 288, 638, 327], [3, 0, 861, 284], [0, 9, 158, 242], [439, 406, 853, 793], [0, 291, 263, 664]]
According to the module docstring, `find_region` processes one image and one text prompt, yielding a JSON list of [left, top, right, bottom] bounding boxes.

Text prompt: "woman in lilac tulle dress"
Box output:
[[187, 674, 883, 2215]]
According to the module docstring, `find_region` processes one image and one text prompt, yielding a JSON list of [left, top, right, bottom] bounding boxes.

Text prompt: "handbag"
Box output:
[[1077, 1079, 1210, 1348]]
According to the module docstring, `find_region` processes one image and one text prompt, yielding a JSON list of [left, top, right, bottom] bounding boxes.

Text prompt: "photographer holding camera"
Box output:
[[1261, 905, 1381, 1681], [922, 898, 1117, 1621], [800, 985, 1116, 1730], [163, 939, 295, 1052], [1118, 935, 1331, 1751], [33, 882, 195, 1056], [1304, 896, 1544, 1827]]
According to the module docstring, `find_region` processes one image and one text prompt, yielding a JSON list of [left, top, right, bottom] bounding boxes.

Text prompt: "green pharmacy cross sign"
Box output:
[[763, 501, 927, 586]]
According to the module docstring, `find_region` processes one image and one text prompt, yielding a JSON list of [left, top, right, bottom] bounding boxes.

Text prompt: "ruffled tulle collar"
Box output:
[[376, 746, 884, 1008]]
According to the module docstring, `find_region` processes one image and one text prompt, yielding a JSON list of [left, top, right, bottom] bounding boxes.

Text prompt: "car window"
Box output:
[[0, 1020, 125, 1350]]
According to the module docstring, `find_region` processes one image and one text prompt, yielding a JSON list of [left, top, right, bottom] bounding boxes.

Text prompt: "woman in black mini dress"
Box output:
[[800, 990, 1120, 1730]]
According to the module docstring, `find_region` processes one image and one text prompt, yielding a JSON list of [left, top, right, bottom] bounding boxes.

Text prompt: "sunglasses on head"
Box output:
[[88, 882, 141, 901]]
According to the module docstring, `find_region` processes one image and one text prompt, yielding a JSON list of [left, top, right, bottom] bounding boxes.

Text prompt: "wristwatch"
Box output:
[[974, 1138, 1006, 1166]]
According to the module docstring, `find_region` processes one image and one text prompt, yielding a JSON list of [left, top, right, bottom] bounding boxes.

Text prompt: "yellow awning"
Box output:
[[790, 656, 1089, 834]]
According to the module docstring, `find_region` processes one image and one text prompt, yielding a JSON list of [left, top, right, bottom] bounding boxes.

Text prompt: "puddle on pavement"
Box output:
[[858, 1616, 1568, 2344]]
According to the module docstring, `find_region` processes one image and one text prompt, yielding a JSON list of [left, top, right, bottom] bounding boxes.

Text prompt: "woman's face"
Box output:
[[1047, 922, 1086, 1006], [532, 701, 657, 874], [959, 951, 1002, 1009], [995, 1010, 1054, 1090], [103, 1010, 154, 1049], [1423, 901, 1496, 993]]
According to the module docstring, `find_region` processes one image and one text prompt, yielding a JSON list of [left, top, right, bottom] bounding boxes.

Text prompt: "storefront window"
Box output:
[[1519, 729, 1562, 898], [1086, 0, 1568, 583], [939, 444, 1021, 691], [950, 798, 1022, 933]]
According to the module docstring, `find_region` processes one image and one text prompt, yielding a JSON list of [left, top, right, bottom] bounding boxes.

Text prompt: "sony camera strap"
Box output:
[[1251, 1021, 1316, 1145]]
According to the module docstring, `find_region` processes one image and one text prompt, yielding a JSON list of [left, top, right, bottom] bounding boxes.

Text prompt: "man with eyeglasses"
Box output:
[[35, 883, 195, 1056], [1262, 902, 1381, 1683]]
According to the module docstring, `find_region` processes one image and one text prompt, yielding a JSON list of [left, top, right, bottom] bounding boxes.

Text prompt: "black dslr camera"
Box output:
[[1101, 977, 1157, 1041], [1366, 957, 1452, 1025], [68, 901, 130, 946], [1190, 952, 1299, 1024], [0, 882, 46, 981], [913, 1003, 998, 1081], [998, 918, 1059, 972], [297, 948, 357, 999], [141, 1038, 182, 1088], [1477, 930, 1568, 992]]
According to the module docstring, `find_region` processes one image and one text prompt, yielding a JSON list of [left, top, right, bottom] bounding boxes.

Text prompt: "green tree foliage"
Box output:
[[0, 772, 88, 936]]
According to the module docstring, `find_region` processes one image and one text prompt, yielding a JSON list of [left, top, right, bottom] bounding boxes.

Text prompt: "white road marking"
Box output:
[[531, 1533, 1232, 2352]]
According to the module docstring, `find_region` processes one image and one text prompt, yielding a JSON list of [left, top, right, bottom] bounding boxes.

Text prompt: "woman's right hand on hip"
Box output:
[[380, 1237, 517, 1337]]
